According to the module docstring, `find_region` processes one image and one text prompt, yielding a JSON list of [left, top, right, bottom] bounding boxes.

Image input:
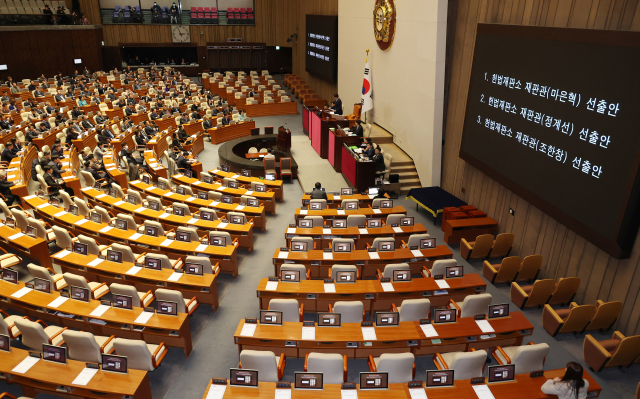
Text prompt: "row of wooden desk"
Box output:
[[301, 193, 389, 208], [293, 206, 407, 221], [208, 168, 284, 202]]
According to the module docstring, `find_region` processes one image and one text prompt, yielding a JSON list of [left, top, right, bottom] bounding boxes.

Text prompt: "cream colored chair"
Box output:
[[304, 353, 347, 384], [113, 338, 167, 371], [227, 212, 247, 225], [329, 301, 364, 323], [433, 349, 487, 380], [112, 214, 138, 231], [422, 259, 457, 278], [0, 309, 27, 338], [239, 350, 285, 382], [269, 299, 303, 322], [404, 233, 431, 249], [377, 263, 410, 280], [309, 199, 327, 210], [109, 283, 154, 307], [368, 353, 415, 383], [176, 226, 200, 242], [27, 217, 56, 243], [392, 298, 431, 322], [280, 264, 310, 281], [13, 318, 67, 350], [62, 330, 115, 363], [11, 209, 29, 231], [208, 231, 231, 247], [303, 215, 324, 227], [385, 214, 406, 226], [329, 265, 359, 281], [290, 236, 314, 251], [449, 293, 492, 318], [492, 343, 549, 374], [73, 197, 92, 216], [78, 234, 110, 256], [27, 263, 66, 291], [331, 238, 355, 252], [185, 256, 217, 274], [200, 208, 220, 221], [111, 183, 126, 199], [62, 272, 110, 300], [143, 253, 183, 270], [346, 214, 366, 227], [110, 243, 146, 264], [155, 288, 199, 316]]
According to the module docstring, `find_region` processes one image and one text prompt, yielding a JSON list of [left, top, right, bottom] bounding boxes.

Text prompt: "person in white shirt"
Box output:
[[541, 362, 589, 399]]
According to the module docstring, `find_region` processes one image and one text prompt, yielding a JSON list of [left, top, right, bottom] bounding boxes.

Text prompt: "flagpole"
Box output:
[[364, 49, 369, 124]]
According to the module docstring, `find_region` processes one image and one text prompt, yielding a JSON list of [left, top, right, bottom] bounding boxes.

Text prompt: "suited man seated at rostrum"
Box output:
[[310, 181, 328, 200]]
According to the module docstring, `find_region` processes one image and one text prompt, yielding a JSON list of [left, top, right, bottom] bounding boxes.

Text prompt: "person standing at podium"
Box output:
[[354, 120, 364, 139], [331, 93, 343, 115]]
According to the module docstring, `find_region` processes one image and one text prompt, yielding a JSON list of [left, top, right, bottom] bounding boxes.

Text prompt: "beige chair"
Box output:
[[126, 190, 144, 205], [176, 226, 200, 242], [27, 217, 56, 243], [155, 289, 199, 316], [340, 199, 359, 210], [0, 248, 21, 271], [78, 234, 110, 256], [329, 265, 359, 281], [73, 197, 91, 216], [62, 330, 115, 363], [13, 318, 67, 350], [239, 350, 285, 382], [290, 236, 314, 251], [422, 259, 457, 278], [583, 331, 640, 371], [368, 353, 415, 383], [185, 256, 218, 274], [27, 263, 67, 291], [268, 299, 303, 322], [585, 300, 623, 332], [329, 301, 364, 323], [112, 214, 137, 231], [0, 309, 27, 338], [369, 237, 395, 251], [109, 283, 154, 307], [200, 208, 219, 221], [543, 303, 597, 336], [111, 183, 125, 199], [110, 243, 146, 264], [227, 212, 247, 224], [92, 206, 112, 224], [483, 256, 521, 285], [548, 277, 581, 306], [11, 209, 29, 231], [303, 215, 324, 227], [492, 343, 549, 374], [240, 195, 257, 206], [346, 214, 367, 227], [377, 263, 411, 280], [511, 279, 556, 309], [113, 338, 167, 371], [281, 264, 310, 281], [331, 238, 354, 252], [209, 231, 232, 247], [514, 254, 543, 283], [460, 234, 494, 261], [304, 353, 347, 384], [62, 272, 110, 300], [404, 233, 431, 249], [449, 293, 492, 318], [385, 214, 406, 226], [392, 298, 431, 322], [309, 199, 327, 210], [433, 349, 487, 380], [58, 190, 73, 209]]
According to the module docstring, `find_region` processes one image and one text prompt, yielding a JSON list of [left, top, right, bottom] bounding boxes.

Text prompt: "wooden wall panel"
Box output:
[[442, 0, 640, 335]]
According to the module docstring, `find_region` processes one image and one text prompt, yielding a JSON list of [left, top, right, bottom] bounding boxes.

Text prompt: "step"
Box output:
[[394, 171, 419, 179], [390, 166, 417, 173], [390, 160, 414, 167]]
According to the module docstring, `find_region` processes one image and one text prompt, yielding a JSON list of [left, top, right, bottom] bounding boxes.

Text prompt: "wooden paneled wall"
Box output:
[[0, 27, 103, 82], [442, 0, 640, 336]]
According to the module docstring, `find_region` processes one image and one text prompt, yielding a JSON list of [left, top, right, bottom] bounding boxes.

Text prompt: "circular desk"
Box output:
[[218, 134, 298, 179]]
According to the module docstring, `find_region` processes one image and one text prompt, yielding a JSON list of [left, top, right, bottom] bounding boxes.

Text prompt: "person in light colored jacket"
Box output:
[[541, 362, 589, 399]]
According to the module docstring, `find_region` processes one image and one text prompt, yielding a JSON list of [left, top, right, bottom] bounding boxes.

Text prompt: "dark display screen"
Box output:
[[305, 15, 338, 82]]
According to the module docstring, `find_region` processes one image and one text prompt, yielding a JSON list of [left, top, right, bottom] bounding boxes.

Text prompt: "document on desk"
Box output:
[[381, 282, 395, 292], [299, 209, 308, 215], [23, 195, 36, 200], [323, 228, 332, 235], [231, 174, 240, 179], [187, 218, 198, 225], [195, 244, 209, 253], [277, 251, 289, 259], [87, 258, 104, 267], [236, 204, 245, 211], [47, 296, 69, 308], [113, 201, 125, 206], [245, 190, 254, 195], [372, 209, 382, 214], [167, 272, 183, 282], [96, 194, 107, 199], [333, 195, 341, 200], [131, 180, 140, 185], [160, 239, 173, 247], [128, 233, 142, 240], [275, 389, 292, 399], [205, 384, 227, 399], [11, 287, 32, 298], [435, 280, 450, 289], [74, 218, 89, 226], [361, 327, 377, 341], [421, 323, 439, 337], [217, 222, 228, 228], [301, 326, 315, 340], [323, 252, 333, 260], [411, 249, 423, 257], [324, 283, 336, 293], [12, 355, 40, 374], [341, 390, 358, 399], [126, 266, 142, 275], [72, 367, 99, 386], [90, 304, 111, 317], [134, 311, 154, 325], [337, 209, 345, 215], [476, 319, 495, 333], [186, 197, 196, 202], [392, 227, 403, 233], [8, 232, 25, 240], [286, 227, 296, 234], [135, 207, 147, 212], [368, 251, 380, 259], [240, 322, 257, 337], [174, 174, 183, 179], [409, 388, 428, 399], [192, 181, 201, 185], [159, 213, 170, 219], [359, 228, 368, 235], [99, 226, 113, 233], [164, 192, 174, 197], [210, 201, 220, 207], [473, 384, 497, 399], [265, 281, 278, 291], [36, 203, 49, 209], [215, 186, 226, 192]]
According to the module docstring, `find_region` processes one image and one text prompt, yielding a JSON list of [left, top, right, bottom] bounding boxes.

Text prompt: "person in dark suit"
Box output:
[[9, 138, 22, 155], [95, 112, 107, 124], [331, 93, 343, 115], [124, 104, 135, 116], [202, 116, 213, 130], [221, 115, 232, 126], [70, 106, 82, 119], [373, 148, 385, 173], [364, 143, 375, 159], [25, 126, 39, 143], [310, 182, 328, 200], [176, 151, 195, 177], [49, 155, 67, 179], [1, 143, 17, 163], [51, 143, 64, 158], [0, 172, 16, 206], [353, 119, 364, 138], [81, 115, 94, 129], [191, 109, 202, 120], [44, 165, 74, 197]]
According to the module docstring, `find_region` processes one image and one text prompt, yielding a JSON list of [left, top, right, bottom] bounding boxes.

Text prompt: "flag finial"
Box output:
[[366, 49, 369, 62]]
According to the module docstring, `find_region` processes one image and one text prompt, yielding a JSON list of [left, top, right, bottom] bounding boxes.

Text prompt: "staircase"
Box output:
[[391, 160, 421, 195]]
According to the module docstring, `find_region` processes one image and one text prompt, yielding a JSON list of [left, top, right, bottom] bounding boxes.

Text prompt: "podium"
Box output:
[[277, 126, 291, 152]]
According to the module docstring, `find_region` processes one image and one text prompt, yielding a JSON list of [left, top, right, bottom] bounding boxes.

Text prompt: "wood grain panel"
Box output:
[[441, 0, 640, 335]]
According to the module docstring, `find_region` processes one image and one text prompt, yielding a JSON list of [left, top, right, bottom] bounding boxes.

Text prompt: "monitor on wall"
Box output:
[[305, 15, 338, 83], [459, 24, 640, 259]]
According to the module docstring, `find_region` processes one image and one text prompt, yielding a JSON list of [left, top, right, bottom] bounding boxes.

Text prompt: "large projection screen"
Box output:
[[459, 24, 640, 259], [305, 15, 338, 82]]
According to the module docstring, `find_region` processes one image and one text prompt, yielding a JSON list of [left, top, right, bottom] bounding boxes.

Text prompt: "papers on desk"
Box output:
[[11, 287, 32, 298], [96, 194, 107, 199], [134, 207, 147, 212], [72, 367, 99, 386], [411, 249, 423, 257], [210, 201, 220, 207], [301, 326, 315, 340], [47, 296, 69, 308], [334, 195, 341, 200], [129, 233, 142, 240], [81, 187, 92, 192], [368, 194, 376, 199], [277, 251, 289, 259], [361, 326, 377, 341], [159, 213, 170, 219], [235, 204, 245, 211], [435, 280, 450, 289], [372, 209, 382, 214], [473, 385, 497, 399], [186, 197, 196, 202], [87, 258, 104, 267], [167, 272, 183, 282], [420, 323, 439, 338], [217, 222, 228, 228], [174, 174, 183, 179], [62, 176, 73, 181], [323, 228, 332, 235], [23, 195, 36, 201], [324, 283, 336, 293], [187, 218, 198, 224], [131, 180, 140, 185], [74, 218, 89, 226], [126, 266, 142, 275], [275, 388, 292, 399], [192, 181, 201, 185], [323, 252, 333, 260], [164, 192, 174, 197], [476, 319, 495, 333], [240, 322, 257, 337], [195, 244, 209, 253], [359, 228, 368, 235], [231, 174, 240, 179], [36, 203, 49, 209], [160, 239, 173, 247], [54, 211, 67, 217], [245, 190, 253, 195], [12, 355, 40, 374], [337, 209, 345, 215], [7, 174, 15, 179], [392, 226, 403, 233], [54, 250, 71, 259], [368, 251, 380, 259], [8, 232, 25, 240], [205, 384, 227, 399], [113, 201, 125, 206], [381, 282, 395, 292], [341, 390, 358, 399], [134, 310, 154, 325], [409, 388, 428, 399], [299, 209, 308, 215], [89, 304, 111, 317], [212, 169, 220, 173], [265, 281, 278, 291], [99, 226, 113, 233], [286, 228, 296, 234], [215, 186, 226, 192]]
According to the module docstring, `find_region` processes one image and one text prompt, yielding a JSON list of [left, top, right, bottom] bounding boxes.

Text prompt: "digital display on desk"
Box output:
[[90, 212, 102, 223], [106, 250, 123, 263], [400, 217, 414, 226], [265, 173, 276, 181], [185, 263, 204, 275], [378, 240, 395, 252], [147, 200, 160, 212], [242, 169, 251, 177], [201, 211, 215, 221], [228, 180, 239, 189], [230, 215, 243, 224], [247, 198, 259, 207], [488, 364, 515, 383], [310, 202, 322, 210], [221, 195, 233, 204], [255, 184, 267, 193], [144, 257, 162, 271], [260, 310, 283, 325], [102, 354, 127, 374], [68, 204, 79, 216], [460, 24, 640, 258], [359, 372, 388, 390], [113, 294, 133, 310], [230, 368, 258, 387], [43, 344, 67, 364], [295, 372, 323, 390], [34, 277, 51, 293], [344, 201, 358, 210], [367, 219, 382, 228], [176, 231, 190, 242], [341, 188, 352, 196], [126, 194, 138, 205], [2, 268, 17, 284], [420, 238, 436, 249], [157, 300, 178, 316], [210, 235, 226, 246], [305, 15, 338, 82], [70, 286, 90, 302], [379, 200, 393, 209], [335, 271, 356, 283], [298, 219, 312, 228], [203, 174, 213, 184], [114, 219, 128, 231], [446, 266, 464, 278], [0, 334, 9, 352], [318, 312, 341, 327], [73, 242, 88, 256], [433, 309, 457, 324], [375, 312, 399, 326], [334, 242, 351, 252], [145, 225, 159, 237], [173, 206, 185, 216], [332, 219, 346, 229], [291, 242, 308, 252], [392, 269, 411, 282], [176, 186, 186, 195], [281, 270, 300, 282], [426, 370, 455, 388], [488, 304, 510, 319]]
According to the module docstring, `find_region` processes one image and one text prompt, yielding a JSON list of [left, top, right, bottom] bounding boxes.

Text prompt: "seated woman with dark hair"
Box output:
[[541, 362, 589, 399]]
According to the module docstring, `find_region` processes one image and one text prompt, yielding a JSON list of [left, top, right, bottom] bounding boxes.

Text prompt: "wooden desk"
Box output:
[[234, 312, 533, 359], [127, 180, 267, 232], [207, 120, 256, 145], [143, 151, 168, 180], [341, 145, 377, 193], [172, 173, 277, 216], [245, 101, 297, 117], [245, 152, 269, 158], [0, 223, 52, 269], [209, 168, 284, 202], [272, 246, 453, 279], [0, 347, 152, 399], [442, 217, 499, 245], [256, 274, 486, 314], [202, 371, 601, 399], [301, 193, 390, 208], [184, 131, 205, 155], [284, 224, 428, 251], [0, 280, 193, 356], [31, 130, 58, 150], [293, 206, 407, 222], [101, 153, 129, 190], [329, 129, 360, 172]]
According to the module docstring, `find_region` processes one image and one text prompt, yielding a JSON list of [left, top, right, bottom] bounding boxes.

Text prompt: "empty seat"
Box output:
[[377, 263, 411, 280], [543, 303, 597, 336], [514, 254, 543, 283], [185, 256, 218, 274], [329, 265, 358, 281], [13, 318, 66, 350], [331, 238, 354, 252], [392, 298, 430, 322], [109, 283, 154, 307], [239, 350, 285, 382], [155, 288, 199, 316], [460, 234, 494, 260], [346, 214, 366, 227], [280, 264, 310, 280], [0, 310, 26, 338], [404, 233, 431, 248], [422, 259, 457, 278], [62, 272, 110, 300], [329, 301, 364, 323], [268, 298, 303, 322], [62, 330, 115, 363], [492, 343, 550, 374], [511, 279, 557, 309], [385, 214, 406, 226], [304, 353, 347, 384], [309, 199, 327, 210], [368, 353, 415, 383], [303, 215, 324, 227], [113, 338, 167, 371], [449, 293, 492, 318], [483, 256, 521, 284], [583, 331, 640, 371], [433, 349, 487, 380], [584, 300, 623, 332], [290, 236, 314, 251], [548, 277, 581, 306], [27, 263, 66, 291]]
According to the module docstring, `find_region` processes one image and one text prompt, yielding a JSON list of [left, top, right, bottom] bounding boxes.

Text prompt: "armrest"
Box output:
[[306, 269, 311, 281], [542, 304, 564, 336], [343, 354, 348, 382], [328, 304, 333, 313], [151, 342, 168, 369], [401, 240, 407, 248], [90, 282, 109, 299], [433, 353, 448, 369], [140, 290, 154, 306], [368, 355, 377, 372], [134, 252, 147, 261], [375, 269, 383, 280], [460, 238, 473, 260], [390, 304, 398, 312], [613, 331, 625, 341], [365, 243, 371, 249], [422, 265, 431, 277], [493, 346, 511, 364], [449, 299, 461, 317], [48, 326, 68, 344], [277, 353, 286, 380], [482, 261, 498, 283], [232, 237, 239, 247], [0, 393, 18, 399], [172, 257, 183, 268], [213, 262, 220, 275], [510, 282, 529, 309], [186, 297, 199, 316], [583, 334, 612, 371], [0, 309, 9, 318], [100, 335, 116, 353], [304, 352, 309, 371], [299, 303, 304, 322], [569, 302, 579, 309]]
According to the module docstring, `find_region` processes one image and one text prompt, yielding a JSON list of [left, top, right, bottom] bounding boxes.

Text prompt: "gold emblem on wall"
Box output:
[[373, 0, 396, 51]]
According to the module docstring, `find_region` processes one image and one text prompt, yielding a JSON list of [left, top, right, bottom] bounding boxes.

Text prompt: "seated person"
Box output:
[[310, 182, 328, 200]]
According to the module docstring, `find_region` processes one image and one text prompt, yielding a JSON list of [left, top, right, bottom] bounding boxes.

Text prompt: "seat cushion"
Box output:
[[521, 285, 534, 295], [554, 308, 571, 321], [44, 325, 65, 346], [440, 352, 458, 368], [88, 282, 109, 299], [184, 298, 197, 313], [95, 335, 114, 353], [598, 339, 621, 356], [503, 346, 520, 361], [53, 274, 66, 290], [47, 230, 56, 241], [146, 343, 166, 366], [4, 315, 23, 336], [0, 254, 20, 268], [139, 292, 154, 307]]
